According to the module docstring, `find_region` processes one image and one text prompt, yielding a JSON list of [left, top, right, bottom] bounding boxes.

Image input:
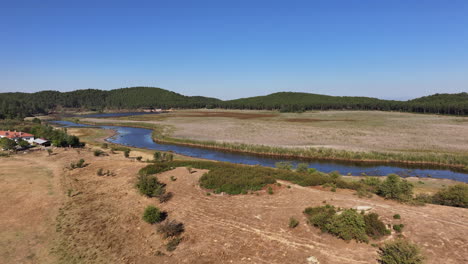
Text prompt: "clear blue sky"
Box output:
[[1, 0, 467, 100]]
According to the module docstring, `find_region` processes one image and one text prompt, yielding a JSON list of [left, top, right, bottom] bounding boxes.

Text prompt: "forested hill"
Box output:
[[0, 87, 221, 119], [217, 92, 468, 115], [0, 87, 467, 119]]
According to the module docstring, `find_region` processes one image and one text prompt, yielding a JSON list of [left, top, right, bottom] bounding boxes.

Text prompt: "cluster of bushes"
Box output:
[[96, 168, 115, 176], [93, 149, 106, 156], [431, 184, 468, 208], [378, 239, 424, 264], [304, 205, 390, 243], [69, 159, 87, 170], [31, 124, 83, 147], [137, 173, 183, 252], [200, 166, 277, 194], [153, 151, 174, 162]]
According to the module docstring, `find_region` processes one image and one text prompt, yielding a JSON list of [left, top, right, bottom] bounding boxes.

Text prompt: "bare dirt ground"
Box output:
[[85, 109, 468, 155], [1, 149, 467, 263]]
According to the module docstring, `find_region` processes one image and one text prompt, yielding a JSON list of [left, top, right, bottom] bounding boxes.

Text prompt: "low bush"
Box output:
[[275, 161, 293, 170], [393, 214, 401, 220], [304, 205, 390, 243], [139, 163, 172, 176], [93, 149, 105, 157], [199, 166, 276, 195], [166, 237, 182, 251], [378, 239, 424, 264], [267, 186, 274, 195], [364, 213, 390, 239], [136, 174, 166, 197], [157, 220, 185, 238], [377, 174, 413, 202], [143, 205, 163, 224], [393, 224, 404, 233], [326, 209, 368, 242], [70, 159, 86, 169], [124, 149, 130, 158], [432, 184, 468, 208], [136, 156, 142, 161], [159, 192, 173, 203], [289, 217, 299, 228], [101, 143, 108, 149], [296, 163, 309, 173]]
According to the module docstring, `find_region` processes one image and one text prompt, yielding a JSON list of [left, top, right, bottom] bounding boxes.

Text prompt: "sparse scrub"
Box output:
[[166, 237, 182, 251], [143, 205, 163, 224], [157, 220, 185, 238], [378, 239, 424, 264], [136, 156, 142, 161], [159, 192, 173, 203], [69, 159, 87, 170], [289, 217, 299, 228], [393, 224, 404, 233], [267, 186, 274, 194], [93, 149, 105, 156], [124, 149, 130, 158], [296, 163, 309, 173], [393, 214, 401, 219], [275, 161, 293, 170]]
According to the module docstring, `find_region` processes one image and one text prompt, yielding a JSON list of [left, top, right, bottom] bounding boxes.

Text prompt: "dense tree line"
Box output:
[[0, 87, 467, 119]]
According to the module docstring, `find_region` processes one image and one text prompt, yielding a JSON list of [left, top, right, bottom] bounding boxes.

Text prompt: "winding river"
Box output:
[[53, 119, 468, 182]]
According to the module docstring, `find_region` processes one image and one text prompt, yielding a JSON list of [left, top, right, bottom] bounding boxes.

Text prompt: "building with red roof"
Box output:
[[0, 130, 35, 143]]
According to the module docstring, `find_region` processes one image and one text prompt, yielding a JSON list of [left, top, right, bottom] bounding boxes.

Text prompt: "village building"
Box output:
[[0, 130, 35, 143]]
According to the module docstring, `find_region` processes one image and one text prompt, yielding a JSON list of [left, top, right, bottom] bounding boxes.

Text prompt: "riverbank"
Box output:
[[67, 118, 468, 170]]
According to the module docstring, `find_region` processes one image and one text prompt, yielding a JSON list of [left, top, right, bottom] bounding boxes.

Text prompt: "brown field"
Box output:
[[84, 109, 468, 155], [1, 149, 467, 264]]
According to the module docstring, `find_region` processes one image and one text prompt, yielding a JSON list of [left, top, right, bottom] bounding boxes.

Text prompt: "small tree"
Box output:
[[0, 138, 16, 150], [289, 217, 299, 228], [296, 163, 309, 173], [143, 205, 163, 224], [154, 151, 161, 161], [378, 239, 424, 264], [432, 184, 468, 208], [378, 174, 413, 201], [124, 149, 130, 158], [275, 161, 293, 170]]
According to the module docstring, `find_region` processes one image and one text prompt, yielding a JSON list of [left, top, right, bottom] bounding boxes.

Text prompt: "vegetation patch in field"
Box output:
[[304, 205, 390, 243], [378, 239, 424, 264]]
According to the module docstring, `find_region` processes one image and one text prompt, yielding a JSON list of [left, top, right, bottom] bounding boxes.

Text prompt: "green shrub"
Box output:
[[136, 156, 143, 161], [393, 214, 401, 219], [378, 174, 413, 201], [143, 206, 163, 224], [76, 159, 85, 168], [393, 224, 404, 233], [267, 186, 274, 195], [275, 161, 293, 170], [296, 163, 309, 173], [166, 237, 182, 251], [170, 176, 177, 181], [199, 166, 276, 195], [136, 175, 166, 197], [157, 220, 185, 238], [289, 217, 299, 228], [325, 209, 368, 242], [304, 205, 337, 232], [432, 184, 468, 208], [124, 149, 130, 158], [364, 213, 390, 239], [378, 239, 424, 264], [94, 149, 104, 156], [139, 163, 172, 176]]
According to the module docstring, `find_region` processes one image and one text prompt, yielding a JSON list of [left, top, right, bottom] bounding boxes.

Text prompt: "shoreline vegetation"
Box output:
[[67, 119, 468, 170]]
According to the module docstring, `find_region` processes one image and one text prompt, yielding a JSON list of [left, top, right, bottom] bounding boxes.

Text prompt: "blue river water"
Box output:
[[52, 120, 468, 182]]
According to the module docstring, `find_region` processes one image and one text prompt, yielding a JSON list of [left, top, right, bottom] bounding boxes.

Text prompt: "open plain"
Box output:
[[1, 147, 467, 264], [84, 110, 468, 156]]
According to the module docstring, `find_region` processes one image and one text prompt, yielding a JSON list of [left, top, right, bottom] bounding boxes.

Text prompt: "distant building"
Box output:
[[0, 130, 35, 143], [34, 138, 50, 146]]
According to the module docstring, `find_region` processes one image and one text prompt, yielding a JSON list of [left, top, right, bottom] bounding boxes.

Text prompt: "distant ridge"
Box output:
[[0, 87, 467, 119]]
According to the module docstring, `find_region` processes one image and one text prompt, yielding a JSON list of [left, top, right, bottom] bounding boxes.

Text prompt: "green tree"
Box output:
[[0, 138, 17, 150], [378, 239, 424, 264], [378, 174, 413, 201]]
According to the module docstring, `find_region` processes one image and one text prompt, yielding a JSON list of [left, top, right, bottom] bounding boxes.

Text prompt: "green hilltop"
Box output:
[[0, 87, 467, 119]]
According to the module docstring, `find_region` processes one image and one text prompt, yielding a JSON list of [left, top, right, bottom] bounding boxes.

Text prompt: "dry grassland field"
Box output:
[[1, 148, 467, 264], [84, 110, 468, 155]]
